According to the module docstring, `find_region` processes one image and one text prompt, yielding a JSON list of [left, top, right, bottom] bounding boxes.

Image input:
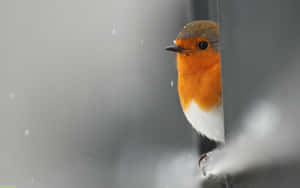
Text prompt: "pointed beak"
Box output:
[[165, 44, 185, 53]]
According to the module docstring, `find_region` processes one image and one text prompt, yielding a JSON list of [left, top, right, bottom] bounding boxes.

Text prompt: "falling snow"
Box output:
[[140, 39, 144, 46], [112, 24, 117, 35], [24, 129, 30, 136], [9, 92, 15, 100], [170, 80, 174, 88]]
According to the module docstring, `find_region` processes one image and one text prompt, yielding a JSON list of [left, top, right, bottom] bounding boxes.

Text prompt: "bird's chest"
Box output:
[[177, 71, 221, 111], [177, 71, 224, 142]]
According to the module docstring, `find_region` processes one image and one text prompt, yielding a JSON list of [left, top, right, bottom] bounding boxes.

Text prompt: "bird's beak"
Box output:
[[165, 44, 185, 53]]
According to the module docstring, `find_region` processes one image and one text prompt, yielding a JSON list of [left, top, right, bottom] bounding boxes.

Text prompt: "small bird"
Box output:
[[165, 20, 224, 161]]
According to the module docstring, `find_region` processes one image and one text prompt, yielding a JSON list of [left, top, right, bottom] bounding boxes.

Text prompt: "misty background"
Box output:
[[1, 0, 300, 188], [0, 1, 195, 187]]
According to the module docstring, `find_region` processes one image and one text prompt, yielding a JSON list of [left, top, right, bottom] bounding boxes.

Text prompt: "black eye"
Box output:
[[198, 41, 208, 50]]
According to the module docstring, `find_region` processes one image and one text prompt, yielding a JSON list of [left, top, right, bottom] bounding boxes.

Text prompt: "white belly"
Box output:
[[184, 100, 225, 142]]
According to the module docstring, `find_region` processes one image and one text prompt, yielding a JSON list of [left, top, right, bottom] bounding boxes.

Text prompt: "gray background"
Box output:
[[217, 1, 300, 187], [1, 0, 300, 187], [0, 0, 196, 187]]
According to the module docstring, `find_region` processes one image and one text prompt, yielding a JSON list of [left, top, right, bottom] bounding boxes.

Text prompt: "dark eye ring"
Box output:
[[198, 41, 208, 50]]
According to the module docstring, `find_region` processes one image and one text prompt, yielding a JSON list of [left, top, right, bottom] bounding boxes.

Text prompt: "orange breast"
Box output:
[[177, 54, 222, 112]]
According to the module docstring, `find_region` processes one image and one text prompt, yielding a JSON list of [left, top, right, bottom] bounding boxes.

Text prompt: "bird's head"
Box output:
[[165, 20, 220, 74]]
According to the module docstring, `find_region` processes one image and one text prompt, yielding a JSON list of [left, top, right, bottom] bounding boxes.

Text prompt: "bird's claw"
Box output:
[[198, 153, 207, 167], [199, 153, 209, 176]]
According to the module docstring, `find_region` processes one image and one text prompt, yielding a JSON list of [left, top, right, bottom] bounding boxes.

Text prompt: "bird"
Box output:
[[165, 20, 224, 163]]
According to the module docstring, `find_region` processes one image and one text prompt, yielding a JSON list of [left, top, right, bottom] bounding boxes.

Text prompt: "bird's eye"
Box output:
[[198, 41, 208, 50]]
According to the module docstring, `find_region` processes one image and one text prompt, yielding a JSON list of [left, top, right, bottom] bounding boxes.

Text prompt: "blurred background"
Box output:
[[0, 1, 196, 187], [1, 0, 300, 187]]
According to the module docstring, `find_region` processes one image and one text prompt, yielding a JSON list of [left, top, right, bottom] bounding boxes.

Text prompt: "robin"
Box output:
[[165, 20, 224, 164]]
